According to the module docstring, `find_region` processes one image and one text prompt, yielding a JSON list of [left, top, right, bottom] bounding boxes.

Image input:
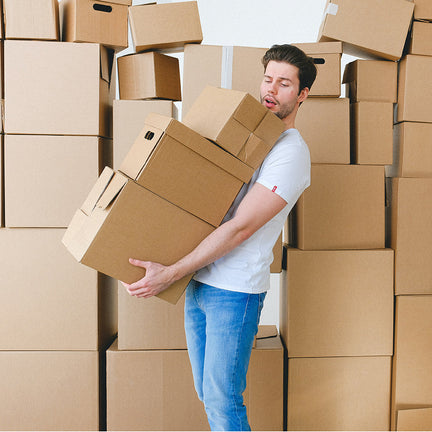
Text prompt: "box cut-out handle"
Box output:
[[313, 57, 326, 65], [93, 4, 112, 13], [144, 131, 155, 140]]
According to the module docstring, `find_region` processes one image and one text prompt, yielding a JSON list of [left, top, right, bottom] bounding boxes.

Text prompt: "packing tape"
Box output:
[[221, 46, 234, 89], [325, 2, 339, 16]]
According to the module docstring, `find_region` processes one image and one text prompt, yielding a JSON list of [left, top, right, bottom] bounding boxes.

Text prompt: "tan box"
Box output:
[[391, 296, 432, 430], [183, 86, 285, 169], [350, 101, 394, 165], [390, 178, 432, 295], [59, 0, 128, 49], [129, 1, 202, 52], [107, 330, 283, 431], [397, 55, 432, 123], [288, 356, 392, 431], [113, 99, 177, 169], [3, 0, 59, 40], [0, 228, 117, 350], [318, 0, 414, 61], [62, 167, 214, 304], [117, 51, 181, 101], [4, 135, 111, 228], [4, 40, 113, 137], [343, 59, 398, 103], [396, 408, 432, 431], [119, 113, 253, 227], [409, 0, 432, 20], [295, 97, 350, 164], [387, 122, 432, 178], [0, 350, 102, 431], [409, 21, 432, 56], [296, 164, 385, 250]]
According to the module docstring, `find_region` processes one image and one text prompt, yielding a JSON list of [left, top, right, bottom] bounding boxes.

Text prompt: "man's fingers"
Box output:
[[129, 258, 150, 268]]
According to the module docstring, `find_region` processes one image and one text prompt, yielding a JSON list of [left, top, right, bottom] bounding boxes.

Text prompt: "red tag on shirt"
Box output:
[[272, 186, 277, 192]]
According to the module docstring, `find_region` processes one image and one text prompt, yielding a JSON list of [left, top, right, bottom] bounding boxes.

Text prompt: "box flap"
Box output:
[[234, 93, 267, 132], [100, 45, 114, 84], [96, 171, 129, 210], [293, 41, 343, 55], [256, 325, 278, 340], [81, 166, 115, 216]]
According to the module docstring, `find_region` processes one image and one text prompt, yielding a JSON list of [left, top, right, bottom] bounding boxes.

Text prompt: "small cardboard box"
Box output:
[[397, 55, 432, 123], [129, 1, 203, 52], [343, 59, 398, 103], [3, 0, 59, 40], [409, 21, 432, 56], [318, 0, 414, 61], [0, 228, 117, 350], [410, 0, 432, 20], [280, 247, 394, 358], [350, 101, 394, 165], [59, 0, 128, 49], [183, 86, 285, 169], [4, 40, 113, 137], [295, 97, 350, 164], [117, 51, 181, 101], [296, 164, 385, 250], [62, 167, 215, 304], [119, 113, 253, 227], [396, 408, 432, 431]]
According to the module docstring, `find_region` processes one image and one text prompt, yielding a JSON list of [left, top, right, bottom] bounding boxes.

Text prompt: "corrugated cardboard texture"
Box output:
[[396, 408, 432, 431]]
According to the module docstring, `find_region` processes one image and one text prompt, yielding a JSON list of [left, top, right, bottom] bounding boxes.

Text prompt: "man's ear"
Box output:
[[297, 87, 309, 103]]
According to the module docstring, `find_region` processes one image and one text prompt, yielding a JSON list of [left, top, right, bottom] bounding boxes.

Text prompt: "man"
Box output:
[[122, 44, 317, 431]]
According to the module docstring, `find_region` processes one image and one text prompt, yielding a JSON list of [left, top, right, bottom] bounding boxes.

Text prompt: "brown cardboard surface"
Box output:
[[3, 0, 59, 40], [295, 97, 350, 164], [129, 1, 202, 52], [296, 164, 385, 250], [0, 136, 3, 228], [410, 0, 432, 20], [409, 21, 432, 56], [318, 0, 414, 61], [117, 51, 181, 101], [287, 356, 392, 431], [0, 350, 101, 431], [0, 228, 117, 350], [397, 407, 432, 431], [270, 232, 282, 273], [4, 135, 111, 228], [390, 178, 432, 294], [4, 40, 113, 137]]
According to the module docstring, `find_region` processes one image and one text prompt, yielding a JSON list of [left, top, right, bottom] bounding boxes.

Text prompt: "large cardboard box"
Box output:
[[62, 167, 215, 304], [3, 0, 59, 40], [0, 350, 102, 431], [295, 97, 350, 164], [350, 101, 394, 165], [396, 408, 432, 431], [280, 248, 394, 358], [4, 40, 113, 137], [390, 178, 432, 295], [0, 228, 117, 350], [117, 51, 181, 101], [287, 356, 392, 431], [343, 59, 398, 103], [129, 1, 202, 52], [183, 86, 285, 169], [4, 135, 111, 228], [113, 99, 177, 169], [318, 0, 414, 61], [391, 296, 432, 430], [409, 21, 432, 56], [296, 164, 385, 250], [397, 55, 432, 123], [107, 330, 283, 431], [410, 0, 432, 20], [119, 113, 253, 227], [59, 0, 128, 49]]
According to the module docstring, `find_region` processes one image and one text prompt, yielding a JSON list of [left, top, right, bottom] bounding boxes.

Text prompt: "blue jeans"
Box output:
[[184, 280, 266, 431]]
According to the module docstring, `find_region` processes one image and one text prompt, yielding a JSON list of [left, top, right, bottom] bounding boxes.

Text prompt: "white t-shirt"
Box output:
[[194, 128, 311, 294]]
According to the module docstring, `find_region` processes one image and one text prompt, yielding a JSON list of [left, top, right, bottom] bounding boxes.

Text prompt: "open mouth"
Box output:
[[263, 96, 277, 108]]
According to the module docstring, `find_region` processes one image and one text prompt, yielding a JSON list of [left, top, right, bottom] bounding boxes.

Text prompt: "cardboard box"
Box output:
[[350, 101, 394, 165], [295, 97, 350, 164], [3, 0, 59, 40], [296, 164, 385, 250], [62, 167, 215, 304], [0, 228, 117, 350], [0, 136, 3, 228], [410, 0, 432, 20], [4, 40, 113, 137], [343, 59, 398, 103], [117, 51, 181, 101], [4, 135, 111, 228], [119, 113, 253, 227], [391, 296, 432, 430], [396, 408, 432, 431], [287, 356, 392, 431], [318, 0, 414, 61], [387, 122, 432, 178], [183, 86, 285, 169], [59, 0, 128, 49], [107, 330, 283, 431], [390, 178, 432, 295], [280, 247, 394, 358], [397, 55, 432, 123], [113, 99, 177, 169], [409, 21, 432, 56], [270, 232, 283, 273], [129, 1, 203, 52]]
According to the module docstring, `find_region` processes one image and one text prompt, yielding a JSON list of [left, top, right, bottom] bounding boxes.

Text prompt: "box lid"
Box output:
[[293, 41, 343, 55]]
